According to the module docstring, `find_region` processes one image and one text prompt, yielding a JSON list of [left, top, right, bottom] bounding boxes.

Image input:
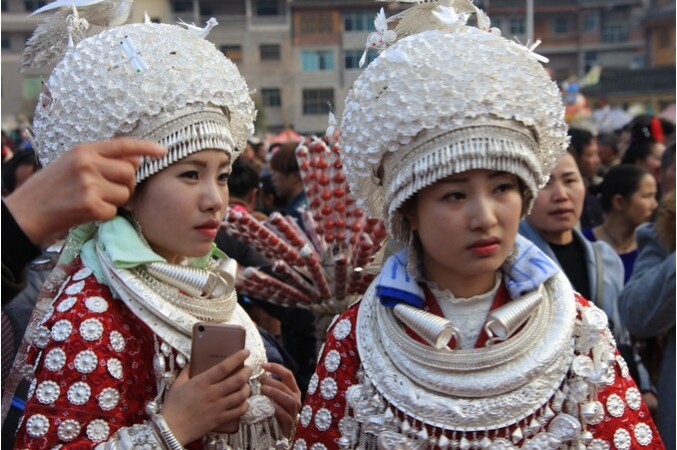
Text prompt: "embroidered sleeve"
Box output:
[[292, 305, 361, 450], [14, 263, 157, 449]]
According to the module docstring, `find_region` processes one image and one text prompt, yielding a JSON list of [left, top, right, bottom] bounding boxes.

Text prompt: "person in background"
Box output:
[[1, 149, 42, 196], [583, 164, 658, 282], [241, 137, 266, 173], [618, 142, 675, 448], [519, 151, 656, 409], [226, 158, 266, 220], [264, 141, 317, 394], [256, 173, 284, 216], [622, 140, 666, 184], [568, 128, 603, 229], [618, 115, 675, 158], [1, 131, 14, 164], [214, 158, 289, 367], [618, 190, 675, 449], [519, 151, 623, 325], [269, 142, 307, 229], [597, 132, 621, 177]]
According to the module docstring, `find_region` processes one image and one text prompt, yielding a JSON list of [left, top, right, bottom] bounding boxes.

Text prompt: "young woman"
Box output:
[[7, 20, 300, 449], [584, 164, 658, 282], [293, 4, 663, 450], [622, 139, 666, 182]]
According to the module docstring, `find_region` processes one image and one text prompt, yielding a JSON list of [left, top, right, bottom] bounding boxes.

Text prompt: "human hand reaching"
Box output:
[[4, 138, 166, 247]]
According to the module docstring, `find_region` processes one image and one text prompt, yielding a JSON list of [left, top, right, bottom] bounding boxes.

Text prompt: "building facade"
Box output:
[[1, 0, 674, 134]]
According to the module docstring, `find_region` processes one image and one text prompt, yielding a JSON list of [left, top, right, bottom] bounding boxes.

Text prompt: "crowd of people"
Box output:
[[0, 2, 675, 450]]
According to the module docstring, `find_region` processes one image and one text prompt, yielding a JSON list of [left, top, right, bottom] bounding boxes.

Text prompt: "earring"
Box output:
[[406, 230, 422, 279]]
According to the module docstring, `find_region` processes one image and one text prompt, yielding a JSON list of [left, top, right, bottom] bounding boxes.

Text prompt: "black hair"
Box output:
[[628, 115, 675, 145], [257, 173, 285, 214], [567, 128, 595, 158], [269, 142, 301, 175], [599, 164, 650, 213], [1, 149, 41, 193], [621, 140, 656, 165], [228, 158, 259, 199], [598, 132, 619, 153]]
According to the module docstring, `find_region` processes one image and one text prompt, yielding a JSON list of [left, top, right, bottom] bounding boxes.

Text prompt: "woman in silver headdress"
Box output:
[[293, 2, 663, 450], [7, 16, 300, 450]]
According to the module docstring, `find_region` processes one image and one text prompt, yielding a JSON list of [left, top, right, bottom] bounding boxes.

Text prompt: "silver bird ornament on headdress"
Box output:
[[21, 0, 133, 71], [178, 17, 218, 39]]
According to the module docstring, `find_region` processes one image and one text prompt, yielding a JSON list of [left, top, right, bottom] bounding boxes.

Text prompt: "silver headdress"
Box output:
[[31, 20, 256, 181], [340, 1, 569, 242]]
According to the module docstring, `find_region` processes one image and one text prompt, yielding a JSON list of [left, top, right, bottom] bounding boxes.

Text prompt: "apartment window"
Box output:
[[344, 50, 376, 69], [171, 1, 192, 12], [582, 12, 599, 32], [301, 50, 334, 72], [24, 0, 46, 11], [1, 34, 9, 50], [658, 27, 671, 48], [343, 11, 377, 32], [303, 89, 334, 115], [262, 88, 281, 107], [260, 44, 281, 61], [299, 13, 333, 34], [509, 18, 525, 35], [553, 18, 570, 34], [602, 25, 629, 43], [584, 51, 597, 73], [631, 55, 645, 69], [256, 0, 279, 16], [221, 45, 243, 63]]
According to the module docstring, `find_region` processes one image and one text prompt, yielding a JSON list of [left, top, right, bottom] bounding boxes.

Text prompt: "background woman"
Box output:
[[293, 3, 663, 449], [8, 19, 300, 450], [584, 164, 658, 282]]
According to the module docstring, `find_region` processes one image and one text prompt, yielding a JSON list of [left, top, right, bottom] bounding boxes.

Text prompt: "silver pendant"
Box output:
[[393, 303, 460, 349], [484, 287, 542, 344], [146, 262, 230, 298], [580, 401, 604, 425], [547, 413, 581, 441], [144, 400, 159, 415], [377, 431, 426, 450]]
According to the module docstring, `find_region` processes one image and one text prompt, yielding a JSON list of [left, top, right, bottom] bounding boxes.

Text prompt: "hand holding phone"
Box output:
[[190, 322, 247, 433]]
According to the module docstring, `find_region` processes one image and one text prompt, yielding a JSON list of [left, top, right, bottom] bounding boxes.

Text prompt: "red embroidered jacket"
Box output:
[[293, 283, 664, 450]]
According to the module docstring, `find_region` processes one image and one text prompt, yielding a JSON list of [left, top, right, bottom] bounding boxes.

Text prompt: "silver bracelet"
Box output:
[[96, 422, 164, 450], [149, 413, 186, 450]]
